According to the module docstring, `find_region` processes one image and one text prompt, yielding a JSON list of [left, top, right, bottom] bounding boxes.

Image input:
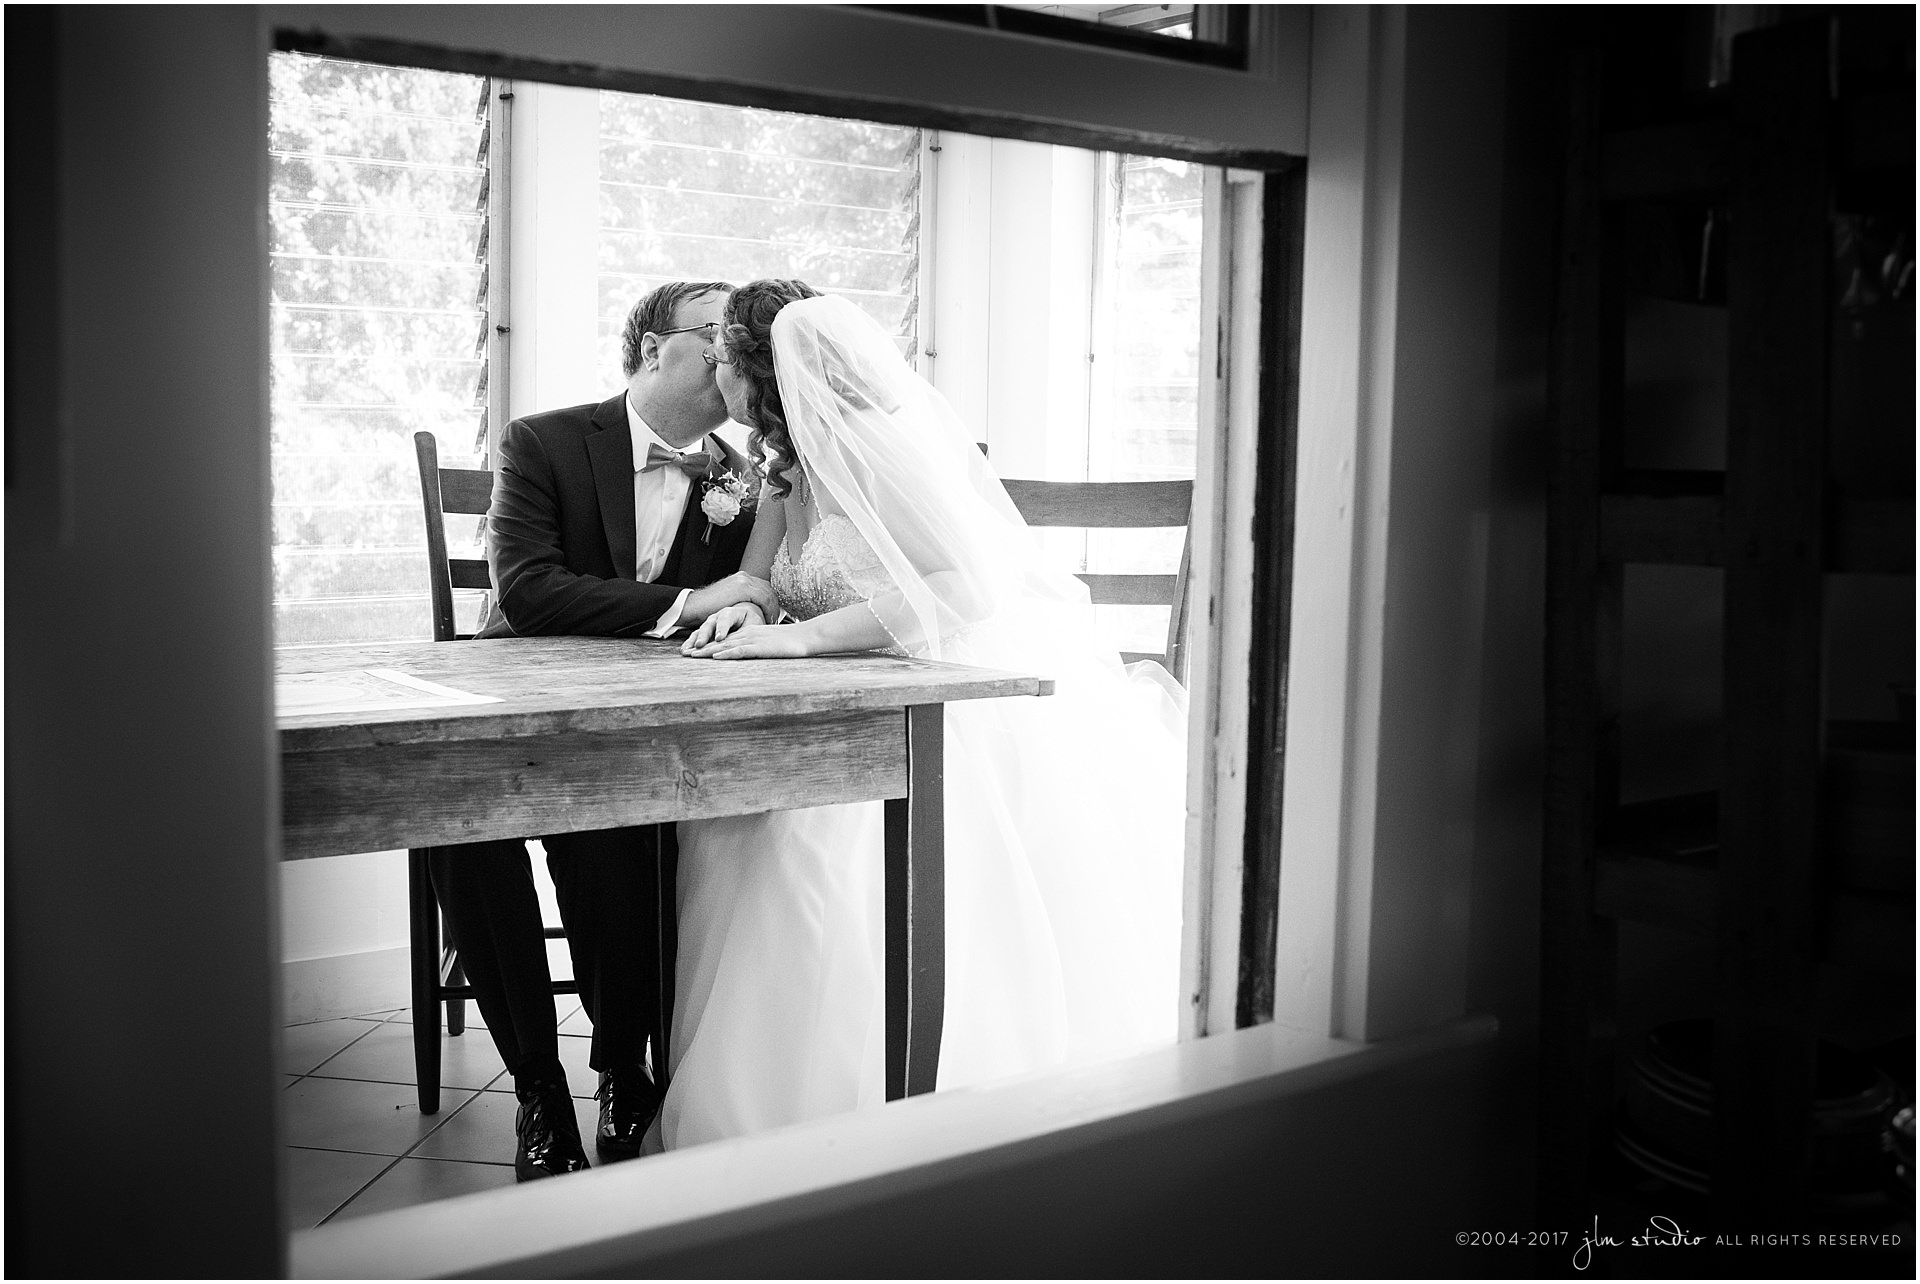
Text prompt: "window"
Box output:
[[1012, 3, 1197, 38], [269, 61, 1199, 660], [890, 4, 1249, 66], [254, 7, 1314, 1266], [268, 63, 925, 644], [268, 55, 492, 646], [1088, 152, 1204, 655], [595, 97, 922, 380], [921, 133, 1205, 660]]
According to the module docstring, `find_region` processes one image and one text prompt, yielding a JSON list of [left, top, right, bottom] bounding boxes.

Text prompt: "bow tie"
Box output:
[[641, 443, 713, 477]]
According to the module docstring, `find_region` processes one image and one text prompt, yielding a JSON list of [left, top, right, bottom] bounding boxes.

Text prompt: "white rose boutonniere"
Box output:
[[698, 469, 755, 543]]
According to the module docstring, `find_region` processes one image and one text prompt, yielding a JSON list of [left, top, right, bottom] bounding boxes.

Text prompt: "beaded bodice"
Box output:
[[770, 513, 893, 621]]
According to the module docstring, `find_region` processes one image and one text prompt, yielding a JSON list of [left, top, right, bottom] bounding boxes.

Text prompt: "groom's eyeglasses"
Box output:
[[653, 322, 717, 339]]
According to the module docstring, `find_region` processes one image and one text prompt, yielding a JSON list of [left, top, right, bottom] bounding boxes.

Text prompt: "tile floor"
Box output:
[[282, 996, 603, 1228]]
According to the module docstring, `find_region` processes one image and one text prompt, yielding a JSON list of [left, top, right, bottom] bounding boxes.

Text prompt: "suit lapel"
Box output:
[[584, 393, 637, 580]]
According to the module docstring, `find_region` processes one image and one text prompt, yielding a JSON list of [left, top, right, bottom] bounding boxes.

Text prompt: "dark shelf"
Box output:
[[1597, 472, 1915, 572], [1600, 86, 1914, 208], [1595, 727, 1913, 969], [1595, 849, 1911, 973], [1544, 18, 1915, 1227]]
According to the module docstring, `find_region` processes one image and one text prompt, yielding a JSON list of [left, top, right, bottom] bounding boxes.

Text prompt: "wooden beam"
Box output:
[[1539, 49, 1623, 1225], [1715, 20, 1832, 1227]]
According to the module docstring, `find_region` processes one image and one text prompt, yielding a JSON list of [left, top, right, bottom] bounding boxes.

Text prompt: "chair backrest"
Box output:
[[998, 477, 1194, 682], [412, 431, 493, 643]]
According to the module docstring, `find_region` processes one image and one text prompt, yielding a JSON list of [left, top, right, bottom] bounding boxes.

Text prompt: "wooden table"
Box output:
[[276, 636, 1050, 1107]]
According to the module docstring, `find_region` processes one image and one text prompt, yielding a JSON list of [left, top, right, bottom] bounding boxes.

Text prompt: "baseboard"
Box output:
[[284, 946, 409, 1024]]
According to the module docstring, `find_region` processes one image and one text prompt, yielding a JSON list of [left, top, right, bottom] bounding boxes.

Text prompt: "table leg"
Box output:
[[885, 703, 945, 1099]]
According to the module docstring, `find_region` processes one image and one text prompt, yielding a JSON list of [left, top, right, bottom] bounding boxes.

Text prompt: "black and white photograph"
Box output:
[[7, 4, 1913, 1278]]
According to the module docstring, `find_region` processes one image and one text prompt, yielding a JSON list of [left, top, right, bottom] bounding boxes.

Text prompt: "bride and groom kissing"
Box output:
[[439, 277, 1189, 1182]]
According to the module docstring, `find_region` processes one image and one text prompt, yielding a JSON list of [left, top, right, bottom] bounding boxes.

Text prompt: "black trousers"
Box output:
[[428, 825, 674, 1085]]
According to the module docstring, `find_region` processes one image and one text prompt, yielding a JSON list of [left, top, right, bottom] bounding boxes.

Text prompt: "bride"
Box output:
[[654, 279, 1189, 1149]]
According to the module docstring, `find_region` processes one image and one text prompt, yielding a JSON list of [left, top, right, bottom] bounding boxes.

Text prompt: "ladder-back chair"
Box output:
[[410, 431, 669, 1115], [998, 477, 1194, 681]]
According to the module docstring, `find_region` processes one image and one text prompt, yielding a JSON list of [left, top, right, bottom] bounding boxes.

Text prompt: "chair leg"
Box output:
[[408, 847, 444, 1115], [444, 936, 466, 1036]]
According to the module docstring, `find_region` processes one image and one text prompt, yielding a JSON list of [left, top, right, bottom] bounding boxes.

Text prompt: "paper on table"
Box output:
[[277, 668, 504, 717]]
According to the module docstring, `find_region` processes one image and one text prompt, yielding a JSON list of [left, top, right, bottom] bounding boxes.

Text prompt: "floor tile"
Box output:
[[475, 1034, 599, 1099], [329, 1157, 515, 1223], [409, 1089, 599, 1164], [307, 1019, 508, 1091], [283, 1016, 380, 1074], [384, 993, 579, 1030], [282, 1075, 475, 1156], [558, 1032, 597, 1095], [389, 997, 487, 1033], [284, 1147, 393, 1230]]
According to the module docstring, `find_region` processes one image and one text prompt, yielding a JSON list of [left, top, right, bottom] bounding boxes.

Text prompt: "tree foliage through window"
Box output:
[[269, 54, 489, 646], [595, 96, 921, 383]]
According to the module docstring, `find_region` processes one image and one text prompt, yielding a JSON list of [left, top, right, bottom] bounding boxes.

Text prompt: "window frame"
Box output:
[[266, 0, 1303, 1021], [265, 2, 1366, 1270], [875, 4, 1254, 70]]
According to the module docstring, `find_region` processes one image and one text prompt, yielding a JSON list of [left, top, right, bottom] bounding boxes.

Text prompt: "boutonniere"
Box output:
[[698, 468, 755, 543]]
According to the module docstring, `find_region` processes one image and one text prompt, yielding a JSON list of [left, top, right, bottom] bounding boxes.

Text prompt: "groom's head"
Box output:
[[623, 280, 733, 447]]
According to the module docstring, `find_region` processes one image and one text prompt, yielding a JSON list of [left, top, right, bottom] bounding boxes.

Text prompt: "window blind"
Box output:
[[268, 53, 491, 645], [595, 95, 921, 384]]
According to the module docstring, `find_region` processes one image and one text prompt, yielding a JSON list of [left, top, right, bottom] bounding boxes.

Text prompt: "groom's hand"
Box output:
[[680, 573, 777, 629]]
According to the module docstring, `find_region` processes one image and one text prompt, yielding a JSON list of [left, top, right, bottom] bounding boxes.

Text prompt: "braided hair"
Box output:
[[723, 278, 821, 498]]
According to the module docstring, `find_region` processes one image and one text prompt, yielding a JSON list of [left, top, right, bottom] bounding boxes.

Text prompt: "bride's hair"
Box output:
[[724, 278, 821, 498]]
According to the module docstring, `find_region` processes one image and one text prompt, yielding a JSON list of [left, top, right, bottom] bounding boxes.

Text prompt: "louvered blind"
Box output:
[[1087, 153, 1203, 655], [1094, 153, 1202, 484], [268, 53, 491, 646], [595, 94, 921, 383]]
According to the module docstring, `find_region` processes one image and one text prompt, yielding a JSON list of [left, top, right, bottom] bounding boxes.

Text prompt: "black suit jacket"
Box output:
[[476, 393, 757, 639]]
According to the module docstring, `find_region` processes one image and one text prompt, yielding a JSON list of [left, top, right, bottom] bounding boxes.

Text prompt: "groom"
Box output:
[[434, 280, 774, 1181]]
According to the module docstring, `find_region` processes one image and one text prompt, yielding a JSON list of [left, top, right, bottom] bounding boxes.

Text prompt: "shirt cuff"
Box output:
[[644, 588, 694, 638]]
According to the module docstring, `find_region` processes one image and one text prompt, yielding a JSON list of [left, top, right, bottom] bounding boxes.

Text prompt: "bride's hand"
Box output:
[[680, 602, 764, 653], [682, 622, 810, 660]]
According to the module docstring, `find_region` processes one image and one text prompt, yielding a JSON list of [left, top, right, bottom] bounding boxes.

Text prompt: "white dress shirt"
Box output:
[[628, 395, 698, 636]]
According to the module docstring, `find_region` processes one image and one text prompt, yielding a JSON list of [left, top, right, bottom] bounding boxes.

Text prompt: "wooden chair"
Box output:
[[998, 477, 1194, 680], [409, 431, 530, 1110], [410, 430, 667, 1114]]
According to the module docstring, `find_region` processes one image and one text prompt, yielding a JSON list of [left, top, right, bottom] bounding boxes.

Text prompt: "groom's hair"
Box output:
[[621, 280, 733, 378]]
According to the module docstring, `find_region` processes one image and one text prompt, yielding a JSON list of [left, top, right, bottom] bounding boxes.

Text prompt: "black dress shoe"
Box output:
[[514, 1078, 589, 1182], [594, 1064, 662, 1161]]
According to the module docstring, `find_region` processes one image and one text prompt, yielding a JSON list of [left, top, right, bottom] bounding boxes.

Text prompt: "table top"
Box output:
[[276, 636, 1051, 752]]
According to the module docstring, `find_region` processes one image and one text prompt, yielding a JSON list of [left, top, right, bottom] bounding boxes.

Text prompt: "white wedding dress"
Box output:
[[650, 293, 1189, 1151]]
